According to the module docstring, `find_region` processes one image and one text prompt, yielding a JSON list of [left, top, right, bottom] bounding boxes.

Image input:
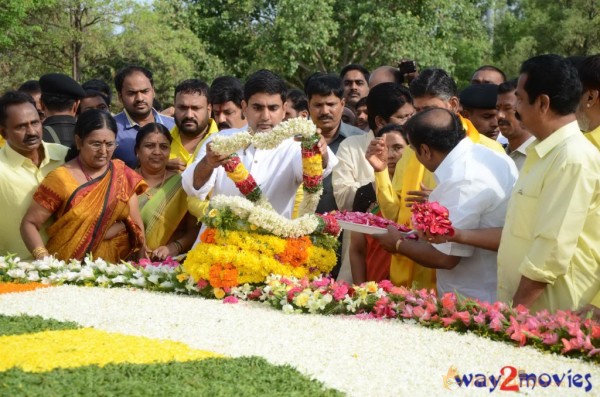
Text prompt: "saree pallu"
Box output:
[[138, 173, 187, 249], [33, 160, 147, 262]]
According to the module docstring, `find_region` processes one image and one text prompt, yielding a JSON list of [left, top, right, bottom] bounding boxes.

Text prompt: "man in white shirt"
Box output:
[[374, 108, 517, 302], [182, 70, 337, 219], [496, 79, 535, 171]]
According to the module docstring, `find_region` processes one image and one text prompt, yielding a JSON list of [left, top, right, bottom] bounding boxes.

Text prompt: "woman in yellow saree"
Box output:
[[135, 123, 199, 260], [21, 109, 147, 262]]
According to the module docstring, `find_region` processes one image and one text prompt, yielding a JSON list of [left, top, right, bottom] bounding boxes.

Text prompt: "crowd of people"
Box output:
[[1, 53, 600, 317]]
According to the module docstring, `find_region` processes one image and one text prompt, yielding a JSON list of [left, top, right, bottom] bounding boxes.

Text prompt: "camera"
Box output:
[[398, 60, 417, 75]]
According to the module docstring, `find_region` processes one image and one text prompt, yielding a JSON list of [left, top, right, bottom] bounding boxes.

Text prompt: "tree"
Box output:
[[492, 0, 600, 77]]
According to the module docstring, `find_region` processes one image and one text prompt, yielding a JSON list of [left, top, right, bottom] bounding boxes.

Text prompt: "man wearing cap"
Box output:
[[460, 84, 501, 141], [39, 73, 85, 148]]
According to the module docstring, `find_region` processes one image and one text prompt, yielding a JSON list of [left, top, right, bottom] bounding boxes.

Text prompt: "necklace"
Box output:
[[76, 156, 94, 182]]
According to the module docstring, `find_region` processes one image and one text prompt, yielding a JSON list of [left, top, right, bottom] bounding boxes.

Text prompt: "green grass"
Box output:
[[0, 314, 80, 336], [0, 357, 345, 397]]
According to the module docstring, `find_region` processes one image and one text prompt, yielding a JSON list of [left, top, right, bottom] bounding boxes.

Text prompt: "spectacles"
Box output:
[[86, 141, 118, 151]]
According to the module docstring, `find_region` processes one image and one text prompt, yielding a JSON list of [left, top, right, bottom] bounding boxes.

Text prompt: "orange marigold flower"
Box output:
[[200, 228, 217, 244], [277, 236, 312, 267], [0, 282, 49, 295], [208, 263, 239, 288]]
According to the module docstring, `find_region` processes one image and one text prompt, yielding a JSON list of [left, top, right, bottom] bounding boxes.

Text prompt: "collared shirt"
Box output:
[[498, 121, 600, 312], [113, 109, 175, 168], [506, 136, 535, 171], [169, 119, 218, 167], [429, 138, 518, 302], [332, 130, 375, 211], [317, 122, 364, 213], [584, 125, 600, 150], [0, 142, 68, 259], [42, 115, 76, 148], [182, 127, 338, 219]]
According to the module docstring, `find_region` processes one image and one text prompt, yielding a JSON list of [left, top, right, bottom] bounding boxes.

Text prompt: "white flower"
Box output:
[[7, 268, 26, 279], [111, 275, 127, 284], [159, 281, 174, 289], [96, 275, 110, 284], [148, 274, 160, 285], [130, 277, 146, 288], [282, 304, 295, 314], [27, 271, 40, 282], [18, 262, 36, 271], [0, 257, 7, 269], [211, 130, 253, 156], [79, 267, 95, 280]]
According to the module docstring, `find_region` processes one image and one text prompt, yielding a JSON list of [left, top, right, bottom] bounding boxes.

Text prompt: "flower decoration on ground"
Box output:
[[2, 255, 600, 363], [411, 202, 455, 236], [183, 195, 339, 288]]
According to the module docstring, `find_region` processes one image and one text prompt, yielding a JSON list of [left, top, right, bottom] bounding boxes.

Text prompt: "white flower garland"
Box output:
[[209, 195, 321, 238], [210, 118, 318, 156]]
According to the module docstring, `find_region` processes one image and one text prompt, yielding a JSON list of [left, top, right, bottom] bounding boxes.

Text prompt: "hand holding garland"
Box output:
[[191, 143, 231, 190]]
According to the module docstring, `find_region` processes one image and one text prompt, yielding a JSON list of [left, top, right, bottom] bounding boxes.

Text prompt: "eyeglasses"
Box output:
[[86, 141, 118, 151]]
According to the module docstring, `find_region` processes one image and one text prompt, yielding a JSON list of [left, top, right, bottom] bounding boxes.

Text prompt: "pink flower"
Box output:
[[223, 295, 238, 304], [542, 332, 559, 345], [196, 279, 208, 289], [287, 286, 303, 301], [332, 284, 349, 301], [441, 293, 456, 312], [473, 311, 486, 325], [441, 317, 456, 327], [489, 317, 505, 332], [378, 280, 394, 292], [453, 311, 471, 326], [137, 258, 152, 268]]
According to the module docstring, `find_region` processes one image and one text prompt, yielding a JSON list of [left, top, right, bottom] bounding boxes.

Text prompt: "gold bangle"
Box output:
[[395, 239, 403, 253], [172, 240, 183, 255], [32, 247, 49, 259]]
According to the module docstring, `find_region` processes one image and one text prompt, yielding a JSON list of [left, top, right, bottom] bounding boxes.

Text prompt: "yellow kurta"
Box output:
[[498, 121, 600, 312], [375, 115, 505, 289], [169, 119, 218, 219], [0, 142, 67, 259]]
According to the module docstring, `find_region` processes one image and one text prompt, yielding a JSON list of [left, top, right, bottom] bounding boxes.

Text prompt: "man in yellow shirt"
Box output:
[[0, 91, 68, 259], [166, 79, 219, 219], [497, 54, 600, 313], [576, 54, 600, 149], [368, 68, 505, 290]]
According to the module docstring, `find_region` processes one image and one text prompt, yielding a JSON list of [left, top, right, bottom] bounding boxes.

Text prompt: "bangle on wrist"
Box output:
[[32, 247, 49, 259], [172, 240, 183, 255], [395, 239, 403, 253]]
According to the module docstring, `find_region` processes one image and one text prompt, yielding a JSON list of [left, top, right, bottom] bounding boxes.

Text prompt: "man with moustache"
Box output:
[[498, 55, 600, 312], [182, 70, 337, 222], [113, 65, 175, 168], [209, 76, 247, 131], [340, 64, 370, 107], [496, 79, 535, 170], [168, 79, 218, 172], [305, 73, 364, 214], [0, 91, 68, 258]]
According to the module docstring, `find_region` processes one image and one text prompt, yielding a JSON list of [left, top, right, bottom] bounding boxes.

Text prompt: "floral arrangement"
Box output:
[[411, 201, 455, 236], [209, 118, 323, 215], [2, 255, 600, 363], [183, 195, 340, 288], [332, 211, 417, 238]]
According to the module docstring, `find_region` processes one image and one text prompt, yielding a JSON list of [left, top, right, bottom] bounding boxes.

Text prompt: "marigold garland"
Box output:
[[208, 263, 239, 288]]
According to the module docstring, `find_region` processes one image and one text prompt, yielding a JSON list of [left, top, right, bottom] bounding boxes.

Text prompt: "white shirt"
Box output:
[[332, 130, 375, 211], [429, 138, 518, 302], [507, 135, 535, 171], [182, 127, 338, 219]]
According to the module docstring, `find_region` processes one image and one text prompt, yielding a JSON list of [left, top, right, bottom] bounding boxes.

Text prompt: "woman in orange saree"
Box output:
[[21, 109, 147, 262]]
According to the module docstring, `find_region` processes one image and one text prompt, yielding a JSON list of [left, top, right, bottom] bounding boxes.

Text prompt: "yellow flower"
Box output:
[[176, 273, 188, 282], [294, 292, 310, 307], [303, 154, 323, 177], [208, 208, 220, 218], [0, 328, 221, 373], [227, 163, 250, 182], [213, 287, 226, 299], [365, 281, 378, 293]]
